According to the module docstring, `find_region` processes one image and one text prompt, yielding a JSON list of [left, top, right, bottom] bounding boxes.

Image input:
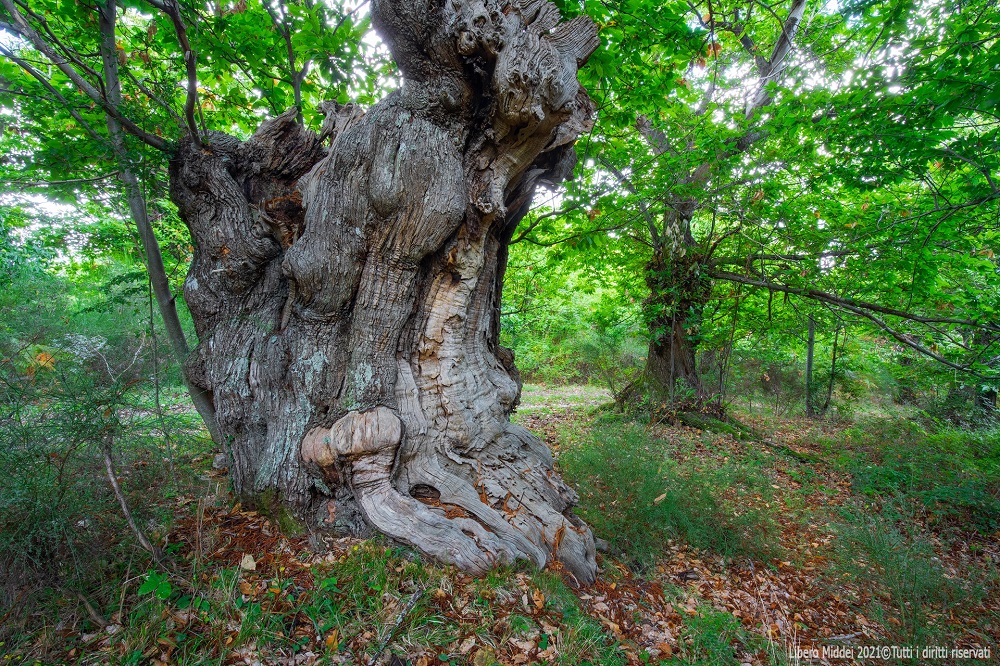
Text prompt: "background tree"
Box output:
[[518, 0, 1000, 411]]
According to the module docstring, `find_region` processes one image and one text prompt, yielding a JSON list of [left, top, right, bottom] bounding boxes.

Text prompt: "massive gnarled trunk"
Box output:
[[169, 0, 599, 583]]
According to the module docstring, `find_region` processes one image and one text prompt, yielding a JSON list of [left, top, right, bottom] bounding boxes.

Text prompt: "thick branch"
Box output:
[[746, 0, 807, 117]]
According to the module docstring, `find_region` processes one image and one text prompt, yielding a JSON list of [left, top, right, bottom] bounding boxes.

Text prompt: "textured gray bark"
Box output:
[[170, 0, 599, 582]]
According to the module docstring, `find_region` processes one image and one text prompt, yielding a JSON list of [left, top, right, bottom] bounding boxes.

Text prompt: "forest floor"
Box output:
[[2, 385, 998, 665]]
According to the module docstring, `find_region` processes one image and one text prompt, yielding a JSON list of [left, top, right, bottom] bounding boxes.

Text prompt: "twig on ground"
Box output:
[[102, 442, 159, 559], [76, 592, 108, 628], [366, 588, 424, 666]]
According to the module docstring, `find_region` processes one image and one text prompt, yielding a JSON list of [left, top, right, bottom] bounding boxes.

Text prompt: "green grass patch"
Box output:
[[531, 570, 626, 666], [834, 418, 1000, 533], [829, 506, 989, 646], [559, 419, 780, 567]]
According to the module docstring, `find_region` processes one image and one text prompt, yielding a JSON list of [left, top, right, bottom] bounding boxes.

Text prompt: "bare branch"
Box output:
[[103, 442, 159, 558], [163, 0, 202, 143]]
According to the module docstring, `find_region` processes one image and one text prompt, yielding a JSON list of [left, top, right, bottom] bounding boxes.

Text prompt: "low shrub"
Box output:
[[837, 418, 1000, 533], [830, 507, 984, 645]]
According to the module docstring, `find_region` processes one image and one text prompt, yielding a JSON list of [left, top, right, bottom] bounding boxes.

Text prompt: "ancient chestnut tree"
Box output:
[[173, 0, 600, 581]]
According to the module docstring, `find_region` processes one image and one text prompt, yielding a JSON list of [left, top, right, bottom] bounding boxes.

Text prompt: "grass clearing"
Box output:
[[559, 418, 781, 568]]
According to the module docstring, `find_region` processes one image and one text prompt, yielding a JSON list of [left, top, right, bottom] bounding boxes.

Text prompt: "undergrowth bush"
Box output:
[[558, 420, 778, 567], [0, 264, 211, 648], [830, 506, 983, 646], [503, 314, 645, 389], [836, 418, 1000, 533]]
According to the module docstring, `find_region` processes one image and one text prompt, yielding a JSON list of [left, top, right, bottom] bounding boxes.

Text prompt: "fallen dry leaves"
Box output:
[[64, 404, 998, 666]]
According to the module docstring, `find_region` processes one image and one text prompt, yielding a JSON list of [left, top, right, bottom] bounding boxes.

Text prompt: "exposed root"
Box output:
[[302, 408, 596, 583], [303, 408, 516, 574]]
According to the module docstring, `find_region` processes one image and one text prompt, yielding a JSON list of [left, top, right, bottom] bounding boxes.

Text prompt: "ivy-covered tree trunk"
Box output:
[[631, 0, 809, 410], [644, 253, 711, 403], [169, 0, 599, 583], [642, 194, 712, 404]]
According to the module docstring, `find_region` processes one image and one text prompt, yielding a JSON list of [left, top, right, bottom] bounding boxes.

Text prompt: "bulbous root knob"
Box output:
[[302, 407, 596, 583]]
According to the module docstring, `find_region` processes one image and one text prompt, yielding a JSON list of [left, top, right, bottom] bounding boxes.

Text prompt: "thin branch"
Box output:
[[76, 592, 109, 628], [598, 156, 662, 251], [16, 172, 120, 188], [12, 0, 106, 86], [366, 588, 424, 666], [518, 223, 625, 248], [163, 0, 202, 143], [262, 0, 306, 126], [510, 203, 585, 244], [0, 44, 105, 143], [121, 68, 186, 128], [103, 441, 159, 558], [710, 248, 862, 266], [710, 270, 1000, 331], [937, 146, 998, 194], [329, 0, 369, 39], [0, 0, 169, 151]]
